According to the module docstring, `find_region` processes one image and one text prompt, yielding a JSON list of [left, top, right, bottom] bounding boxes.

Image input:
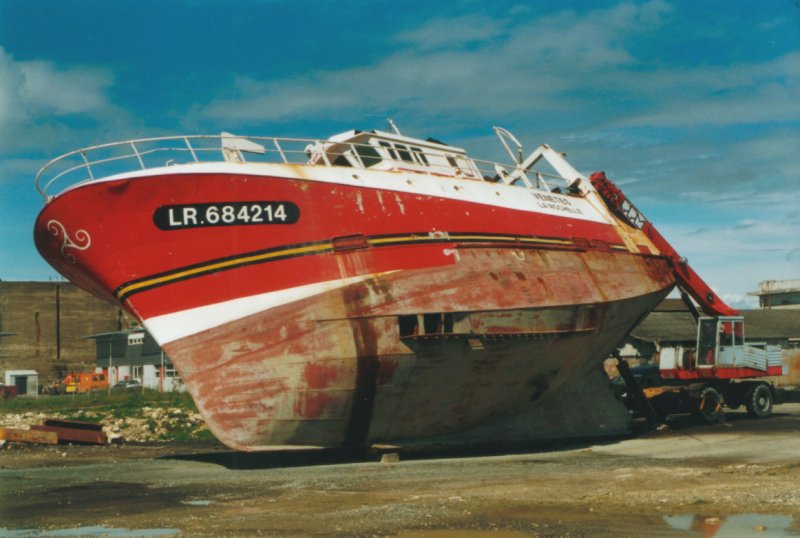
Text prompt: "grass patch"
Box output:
[[0, 390, 199, 416], [0, 390, 212, 441]]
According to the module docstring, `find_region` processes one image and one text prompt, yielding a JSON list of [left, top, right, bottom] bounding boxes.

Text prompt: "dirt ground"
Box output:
[[2, 405, 800, 538]]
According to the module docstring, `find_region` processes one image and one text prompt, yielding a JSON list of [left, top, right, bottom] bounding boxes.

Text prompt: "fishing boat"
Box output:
[[34, 124, 675, 451]]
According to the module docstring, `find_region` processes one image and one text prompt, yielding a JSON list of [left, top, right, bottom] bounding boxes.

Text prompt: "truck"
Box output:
[[54, 372, 110, 394], [591, 171, 786, 425]]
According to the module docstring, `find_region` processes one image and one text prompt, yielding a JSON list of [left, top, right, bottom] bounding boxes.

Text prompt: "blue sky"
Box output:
[[1, 0, 798, 308]]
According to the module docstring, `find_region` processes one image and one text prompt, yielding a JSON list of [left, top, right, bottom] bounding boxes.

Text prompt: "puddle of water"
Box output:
[[179, 499, 215, 506], [0, 527, 180, 537], [392, 532, 531, 538], [664, 514, 796, 537]]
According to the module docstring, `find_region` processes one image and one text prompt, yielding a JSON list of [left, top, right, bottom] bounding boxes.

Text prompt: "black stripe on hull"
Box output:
[[115, 231, 628, 302]]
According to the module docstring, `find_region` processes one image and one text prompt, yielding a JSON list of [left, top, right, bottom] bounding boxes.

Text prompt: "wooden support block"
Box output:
[[381, 453, 400, 464], [0, 427, 58, 445], [43, 418, 104, 431], [370, 443, 401, 453], [30, 425, 108, 445]]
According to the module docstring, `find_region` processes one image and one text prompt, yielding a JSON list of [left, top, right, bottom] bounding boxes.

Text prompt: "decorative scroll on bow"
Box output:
[[47, 220, 91, 263]]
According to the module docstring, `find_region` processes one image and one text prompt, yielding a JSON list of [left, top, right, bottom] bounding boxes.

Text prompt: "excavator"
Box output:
[[591, 172, 785, 425]]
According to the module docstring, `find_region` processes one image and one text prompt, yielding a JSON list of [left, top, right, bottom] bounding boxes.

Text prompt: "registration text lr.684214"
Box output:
[[153, 202, 300, 230]]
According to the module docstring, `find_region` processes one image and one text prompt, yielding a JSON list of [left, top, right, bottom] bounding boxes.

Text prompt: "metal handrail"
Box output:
[[36, 134, 577, 201]]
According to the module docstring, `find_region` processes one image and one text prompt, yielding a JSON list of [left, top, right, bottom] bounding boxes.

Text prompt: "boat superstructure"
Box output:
[[34, 125, 675, 451]]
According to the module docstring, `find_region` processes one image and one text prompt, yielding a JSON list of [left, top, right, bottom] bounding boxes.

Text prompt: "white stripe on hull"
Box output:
[[143, 273, 391, 344], [87, 162, 613, 226]]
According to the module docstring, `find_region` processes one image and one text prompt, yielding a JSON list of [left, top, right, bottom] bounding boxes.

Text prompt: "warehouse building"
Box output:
[[622, 299, 800, 386], [0, 281, 127, 383], [88, 329, 184, 392], [750, 279, 800, 310]]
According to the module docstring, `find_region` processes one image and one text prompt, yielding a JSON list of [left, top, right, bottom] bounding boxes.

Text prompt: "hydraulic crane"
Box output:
[[591, 171, 785, 424]]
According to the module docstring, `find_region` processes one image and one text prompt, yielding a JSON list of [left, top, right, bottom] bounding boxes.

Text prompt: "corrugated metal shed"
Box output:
[[739, 310, 800, 341], [631, 311, 698, 344]]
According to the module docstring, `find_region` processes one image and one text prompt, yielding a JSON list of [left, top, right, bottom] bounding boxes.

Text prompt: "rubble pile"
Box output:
[[0, 407, 207, 445], [0, 412, 48, 430], [104, 407, 207, 442]]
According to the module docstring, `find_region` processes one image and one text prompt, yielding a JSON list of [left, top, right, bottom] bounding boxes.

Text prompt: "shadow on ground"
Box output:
[[161, 434, 632, 470]]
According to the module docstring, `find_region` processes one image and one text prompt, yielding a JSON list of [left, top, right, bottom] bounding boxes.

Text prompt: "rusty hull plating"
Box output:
[[169, 247, 674, 451]]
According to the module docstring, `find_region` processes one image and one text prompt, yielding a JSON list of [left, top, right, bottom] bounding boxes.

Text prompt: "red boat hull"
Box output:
[[34, 164, 675, 450]]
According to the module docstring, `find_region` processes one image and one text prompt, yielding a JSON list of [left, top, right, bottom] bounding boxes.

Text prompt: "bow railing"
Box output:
[[36, 133, 579, 201]]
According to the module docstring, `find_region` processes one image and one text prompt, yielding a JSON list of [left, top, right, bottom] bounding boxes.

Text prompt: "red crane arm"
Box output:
[[589, 171, 738, 317]]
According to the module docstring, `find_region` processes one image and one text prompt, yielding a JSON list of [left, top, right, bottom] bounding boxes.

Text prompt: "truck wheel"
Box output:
[[746, 384, 773, 418], [696, 386, 724, 425]]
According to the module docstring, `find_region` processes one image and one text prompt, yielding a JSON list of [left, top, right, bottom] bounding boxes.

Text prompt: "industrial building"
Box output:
[[0, 281, 133, 384], [3, 370, 39, 397], [88, 329, 184, 392], [750, 279, 800, 309], [0, 281, 184, 392]]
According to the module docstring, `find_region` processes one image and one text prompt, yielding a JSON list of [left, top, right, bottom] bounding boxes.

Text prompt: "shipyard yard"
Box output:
[[0, 405, 798, 537]]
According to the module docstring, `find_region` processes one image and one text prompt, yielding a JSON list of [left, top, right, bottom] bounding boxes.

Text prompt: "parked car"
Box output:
[[111, 379, 143, 391]]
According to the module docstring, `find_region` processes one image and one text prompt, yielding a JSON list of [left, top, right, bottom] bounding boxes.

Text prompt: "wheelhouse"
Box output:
[[306, 130, 483, 179]]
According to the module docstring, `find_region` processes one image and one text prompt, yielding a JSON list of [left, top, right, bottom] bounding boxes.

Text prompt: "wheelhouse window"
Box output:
[[333, 154, 352, 167], [444, 155, 477, 178], [377, 140, 428, 166], [410, 147, 429, 165], [355, 143, 382, 167], [378, 141, 399, 160], [394, 144, 413, 162]]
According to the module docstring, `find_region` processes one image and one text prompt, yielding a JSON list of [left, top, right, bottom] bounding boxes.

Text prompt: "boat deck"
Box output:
[[36, 129, 587, 202]]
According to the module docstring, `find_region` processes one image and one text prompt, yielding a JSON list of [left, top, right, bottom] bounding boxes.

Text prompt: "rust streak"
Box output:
[[294, 392, 330, 420], [302, 362, 341, 390]]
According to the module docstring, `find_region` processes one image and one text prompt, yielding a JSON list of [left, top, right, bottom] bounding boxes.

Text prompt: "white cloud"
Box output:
[[20, 60, 113, 115], [395, 14, 507, 50], [655, 215, 800, 303], [0, 47, 117, 152], [200, 1, 673, 124], [615, 52, 800, 128]]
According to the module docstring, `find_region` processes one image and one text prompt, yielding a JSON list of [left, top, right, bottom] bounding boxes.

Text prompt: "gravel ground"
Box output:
[[1, 405, 800, 537]]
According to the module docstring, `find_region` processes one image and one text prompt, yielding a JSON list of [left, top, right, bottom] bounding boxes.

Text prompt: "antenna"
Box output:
[[387, 118, 402, 135]]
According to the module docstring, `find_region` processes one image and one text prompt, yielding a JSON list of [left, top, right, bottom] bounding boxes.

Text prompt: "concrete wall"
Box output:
[[0, 281, 135, 384], [769, 349, 800, 387]]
